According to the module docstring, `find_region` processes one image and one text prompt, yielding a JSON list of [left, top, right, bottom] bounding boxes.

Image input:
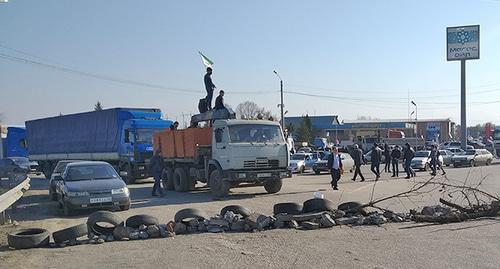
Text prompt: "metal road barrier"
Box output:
[[0, 176, 30, 224]]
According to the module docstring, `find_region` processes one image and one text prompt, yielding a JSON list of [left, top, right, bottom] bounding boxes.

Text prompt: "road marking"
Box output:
[[347, 182, 380, 194]]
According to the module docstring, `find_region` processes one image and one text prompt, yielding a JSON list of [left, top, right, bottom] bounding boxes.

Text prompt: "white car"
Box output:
[[288, 153, 311, 173], [410, 151, 443, 171]]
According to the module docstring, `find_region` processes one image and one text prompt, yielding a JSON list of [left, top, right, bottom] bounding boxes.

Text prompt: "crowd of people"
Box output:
[[326, 143, 446, 191]]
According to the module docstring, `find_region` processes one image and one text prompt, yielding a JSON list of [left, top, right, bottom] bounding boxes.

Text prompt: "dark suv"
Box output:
[[0, 158, 30, 179]]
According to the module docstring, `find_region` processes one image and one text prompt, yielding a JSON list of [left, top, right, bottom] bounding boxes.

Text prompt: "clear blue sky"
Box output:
[[1, 0, 500, 126]]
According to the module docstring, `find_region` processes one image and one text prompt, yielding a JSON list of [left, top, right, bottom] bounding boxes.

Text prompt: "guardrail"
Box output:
[[0, 176, 30, 224]]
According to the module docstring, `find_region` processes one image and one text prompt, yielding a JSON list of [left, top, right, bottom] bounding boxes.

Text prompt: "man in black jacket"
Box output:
[[383, 143, 392, 173], [391, 146, 402, 177], [204, 67, 216, 110], [327, 147, 343, 190], [403, 143, 415, 179], [150, 150, 165, 197], [351, 144, 365, 182], [370, 143, 382, 180], [214, 90, 225, 110]]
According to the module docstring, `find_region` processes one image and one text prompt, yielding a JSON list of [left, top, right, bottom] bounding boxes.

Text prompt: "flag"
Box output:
[[199, 51, 214, 68]]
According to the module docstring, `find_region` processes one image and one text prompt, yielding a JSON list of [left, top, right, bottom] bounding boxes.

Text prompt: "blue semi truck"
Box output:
[[1, 126, 28, 158], [25, 108, 173, 183]]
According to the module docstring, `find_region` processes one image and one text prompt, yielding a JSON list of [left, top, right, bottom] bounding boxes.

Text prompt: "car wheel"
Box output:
[[273, 202, 303, 215], [470, 160, 475, 167], [302, 198, 336, 213], [264, 179, 282, 194], [220, 205, 252, 218], [8, 228, 50, 249], [126, 214, 159, 228], [174, 208, 207, 223], [52, 223, 88, 244], [314, 170, 320, 175]]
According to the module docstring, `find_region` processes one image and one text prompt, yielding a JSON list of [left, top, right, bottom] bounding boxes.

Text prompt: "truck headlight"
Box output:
[[67, 191, 89, 197], [112, 187, 129, 195]]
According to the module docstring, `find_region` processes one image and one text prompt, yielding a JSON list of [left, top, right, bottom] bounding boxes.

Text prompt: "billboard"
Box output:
[[447, 25, 480, 61], [426, 123, 441, 143]]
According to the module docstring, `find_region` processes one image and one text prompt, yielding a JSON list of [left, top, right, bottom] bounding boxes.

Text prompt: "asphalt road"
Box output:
[[1, 160, 500, 268]]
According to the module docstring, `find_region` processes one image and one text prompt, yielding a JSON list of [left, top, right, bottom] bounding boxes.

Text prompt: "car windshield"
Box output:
[[415, 151, 430, 157], [135, 129, 155, 144], [291, 154, 307, 160], [8, 157, 29, 165], [54, 161, 80, 173], [465, 150, 476, 155], [66, 165, 118, 181], [228, 124, 284, 143]]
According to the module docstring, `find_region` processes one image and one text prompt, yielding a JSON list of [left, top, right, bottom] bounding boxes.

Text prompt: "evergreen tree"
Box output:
[[94, 101, 103, 111]]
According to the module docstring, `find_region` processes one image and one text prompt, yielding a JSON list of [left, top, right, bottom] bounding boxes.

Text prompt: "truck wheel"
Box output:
[[264, 179, 282, 194], [162, 168, 175, 191], [173, 168, 189, 192], [209, 170, 230, 197]]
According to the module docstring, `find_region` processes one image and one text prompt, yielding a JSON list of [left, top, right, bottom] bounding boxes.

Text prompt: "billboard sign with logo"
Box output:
[[447, 25, 480, 61]]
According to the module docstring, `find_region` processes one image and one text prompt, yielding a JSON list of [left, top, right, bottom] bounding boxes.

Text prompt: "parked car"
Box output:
[[410, 151, 443, 171], [468, 140, 485, 149], [363, 149, 386, 163], [0, 158, 30, 179], [312, 152, 355, 175], [451, 149, 494, 167], [55, 161, 131, 215], [288, 153, 312, 173], [48, 160, 83, 201], [447, 148, 464, 155], [439, 150, 454, 166], [304, 151, 325, 170], [442, 141, 462, 149]]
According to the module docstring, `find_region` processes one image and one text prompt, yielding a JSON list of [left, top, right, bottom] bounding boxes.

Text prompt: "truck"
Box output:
[[25, 108, 173, 183], [154, 109, 291, 197], [1, 126, 28, 158], [493, 127, 500, 158]]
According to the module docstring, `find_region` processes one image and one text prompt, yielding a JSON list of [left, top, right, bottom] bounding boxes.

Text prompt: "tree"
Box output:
[[296, 114, 313, 143], [235, 101, 276, 120], [94, 101, 103, 111]]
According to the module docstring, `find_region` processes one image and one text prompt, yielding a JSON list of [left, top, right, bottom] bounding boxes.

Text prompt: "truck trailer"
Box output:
[[26, 108, 173, 183], [154, 110, 291, 197]]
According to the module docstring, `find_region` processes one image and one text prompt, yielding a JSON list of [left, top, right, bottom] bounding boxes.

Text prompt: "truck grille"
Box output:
[[244, 158, 279, 169]]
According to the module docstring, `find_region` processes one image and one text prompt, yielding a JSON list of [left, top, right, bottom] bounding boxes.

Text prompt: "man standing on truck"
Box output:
[[214, 90, 225, 110], [351, 144, 365, 182], [150, 150, 165, 197], [204, 67, 216, 110]]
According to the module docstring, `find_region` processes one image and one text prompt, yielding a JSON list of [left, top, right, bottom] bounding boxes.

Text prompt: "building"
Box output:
[[285, 115, 454, 143]]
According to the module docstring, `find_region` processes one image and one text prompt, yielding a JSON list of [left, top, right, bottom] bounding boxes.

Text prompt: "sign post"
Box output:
[[447, 25, 480, 150]]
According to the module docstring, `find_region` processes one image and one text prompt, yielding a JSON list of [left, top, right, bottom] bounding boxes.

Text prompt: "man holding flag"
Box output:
[[199, 52, 216, 111]]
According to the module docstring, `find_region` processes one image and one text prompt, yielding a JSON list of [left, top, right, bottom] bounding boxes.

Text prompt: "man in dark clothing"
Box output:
[[214, 90, 225, 110], [170, 121, 179, 131], [429, 145, 438, 176], [391, 146, 402, 177], [370, 144, 382, 180], [204, 67, 216, 110], [327, 147, 343, 190], [403, 143, 415, 179], [383, 143, 392, 173], [150, 150, 165, 197], [351, 144, 365, 182]]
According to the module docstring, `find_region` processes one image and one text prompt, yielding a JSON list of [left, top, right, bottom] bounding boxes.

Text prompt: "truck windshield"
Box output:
[[228, 124, 284, 143], [494, 130, 500, 140], [135, 129, 154, 144]]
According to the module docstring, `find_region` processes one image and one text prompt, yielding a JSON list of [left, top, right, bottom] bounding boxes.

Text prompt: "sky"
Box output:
[[1, 0, 500, 127]]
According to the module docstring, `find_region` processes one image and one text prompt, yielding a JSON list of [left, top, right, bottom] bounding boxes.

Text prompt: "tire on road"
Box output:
[[8, 228, 50, 249], [163, 167, 175, 191], [338, 201, 367, 215], [52, 223, 88, 244], [126, 214, 159, 228], [173, 168, 189, 192], [174, 208, 207, 223], [273, 202, 303, 215], [87, 211, 123, 236], [302, 198, 336, 213], [220, 205, 252, 218], [264, 179, 283, 194], [209, 170, 230, 197]]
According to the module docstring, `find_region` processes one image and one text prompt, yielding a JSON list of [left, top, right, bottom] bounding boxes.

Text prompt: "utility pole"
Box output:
[[460, 60, 467, 150], [273, 70, 284, 130]]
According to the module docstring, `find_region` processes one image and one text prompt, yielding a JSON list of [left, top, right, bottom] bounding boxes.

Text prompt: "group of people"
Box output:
[[327, 142, 446, 191]]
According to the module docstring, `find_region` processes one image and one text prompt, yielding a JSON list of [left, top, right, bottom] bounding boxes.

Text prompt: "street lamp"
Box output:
[[273, 70, 284, 130], [411, 100, 418, 148]]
